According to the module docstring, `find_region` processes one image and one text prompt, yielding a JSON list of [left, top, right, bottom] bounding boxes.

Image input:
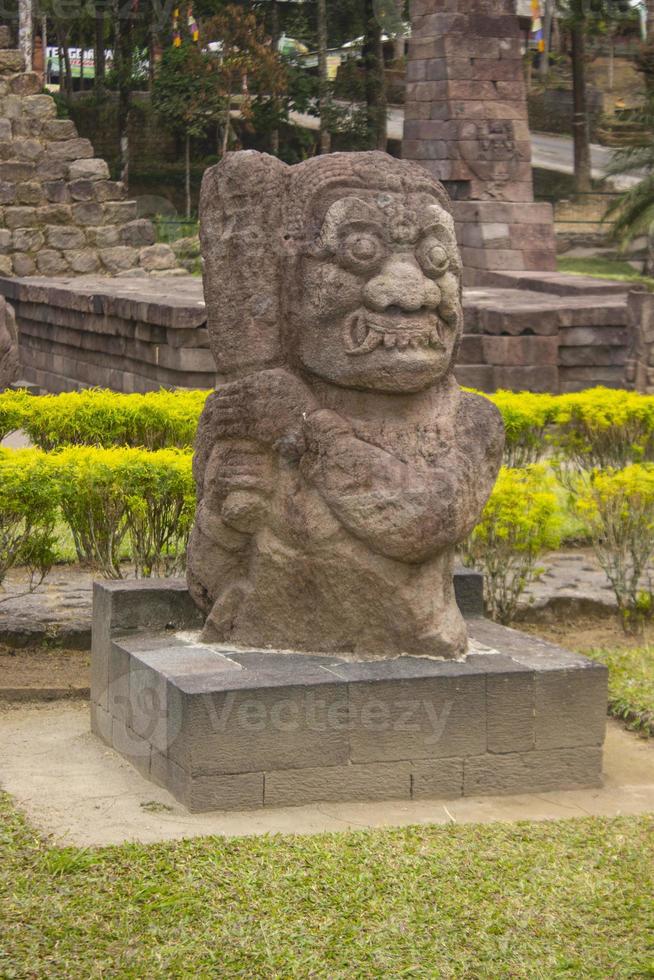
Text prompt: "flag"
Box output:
[[531, 0, 545, 53], [172, 7, 181, 46]]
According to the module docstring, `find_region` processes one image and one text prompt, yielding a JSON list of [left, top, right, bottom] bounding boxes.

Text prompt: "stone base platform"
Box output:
[[90, 578, 608, 813]]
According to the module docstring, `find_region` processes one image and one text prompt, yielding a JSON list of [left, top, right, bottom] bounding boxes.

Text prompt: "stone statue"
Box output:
[[188, 151, 504, 659], [0, 297, 19, 390]]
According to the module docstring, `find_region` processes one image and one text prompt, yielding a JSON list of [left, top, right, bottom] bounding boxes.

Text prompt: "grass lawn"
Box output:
[[557, 256, 654, 290], [1, 793, 653, 978], [586, 646, 654, 736]]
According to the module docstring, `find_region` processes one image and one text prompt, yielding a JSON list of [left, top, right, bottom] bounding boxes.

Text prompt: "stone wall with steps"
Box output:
[[0, 272, 632, 395], [0, 275, 213, 393], [0, 35, 181, 279]]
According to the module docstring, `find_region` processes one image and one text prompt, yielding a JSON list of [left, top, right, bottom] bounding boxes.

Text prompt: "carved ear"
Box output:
[[200, 151, 289, 378]]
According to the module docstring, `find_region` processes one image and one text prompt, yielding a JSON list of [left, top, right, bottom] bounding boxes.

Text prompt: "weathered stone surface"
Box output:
[[48, 137, 94, 161], [13, 227, 44, 251], [11, 252, 35, 276], [4, 205, 36, 228], [99, 246, 140, 273], [68, 157, 110, 182], [45, 225, 86, 250], [0, 51, 24, 74], [86, 225, 120, 248], [0, 228, 10, 252], [68, 179, 95, 201], [0, 295, 18, 388], [94, 180, 125, 202], [187, 151, 505, 659], [0, 254, 11, 275], [0, 26, 12, 49], [104, 200, 137, 224], [121, 219, 156, 247], [36, 204, 73, 228], [42, 180, 70, 203], [72, 201, 104, 226], [16, 180, 45, 205], [41, 118, 78, 141], [65, 249, 101, 274], [22, 95, 56, 119], [12, 139, 43, 162], [8, 72, 41, 96], [138, 242, 175, 270], [35, 249, 69, 275], [0, 179, 14, 204]]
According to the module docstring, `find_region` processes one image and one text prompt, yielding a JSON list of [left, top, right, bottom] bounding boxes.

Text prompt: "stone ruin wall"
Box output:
[[0, 28, 181, 280]]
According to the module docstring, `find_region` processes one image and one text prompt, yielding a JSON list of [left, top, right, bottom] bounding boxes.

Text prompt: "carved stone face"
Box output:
[[291, 190, 463, 393]]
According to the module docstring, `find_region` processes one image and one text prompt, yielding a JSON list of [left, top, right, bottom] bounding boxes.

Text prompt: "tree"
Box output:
[[203, 5, 286, 156], [152, 43, 226, 218], [561, 0, 642, 193], [362, 0, 387, 150], [18, 0, 32, 71], [317, 0, 331, 153]]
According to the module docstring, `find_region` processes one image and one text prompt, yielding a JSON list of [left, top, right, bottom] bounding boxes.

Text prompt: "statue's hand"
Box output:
[[211, 369, 317, 448]]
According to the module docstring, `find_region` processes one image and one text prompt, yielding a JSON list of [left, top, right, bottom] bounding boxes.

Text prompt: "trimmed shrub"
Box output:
[[0, 448, 59, 594], [552, 388, 654, 474], [489, 390, 558, 467], [13, 388, 209, 450], [574, 465, 654, 631], [461, 465, 562, 624], [51, 447, 195, 579], [0, 388, 31, 441]]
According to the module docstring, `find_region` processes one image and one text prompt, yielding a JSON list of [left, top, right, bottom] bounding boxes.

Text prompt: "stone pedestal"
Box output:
[[91, 577, 608, 812], [403, 0, 557, 279]]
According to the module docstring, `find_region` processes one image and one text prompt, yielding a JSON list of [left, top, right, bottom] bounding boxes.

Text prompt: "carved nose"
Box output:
[[363, 255, 428, 313]]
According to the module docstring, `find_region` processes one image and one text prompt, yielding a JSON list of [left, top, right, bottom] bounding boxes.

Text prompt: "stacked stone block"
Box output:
[[0, 35, 179, 278], [403, 0, 557, 283], [90, 579, 607, 813]]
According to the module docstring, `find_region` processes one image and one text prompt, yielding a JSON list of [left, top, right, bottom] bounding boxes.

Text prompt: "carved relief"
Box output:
[[459, 120, 521, 199], [188, 151, 504, 659]]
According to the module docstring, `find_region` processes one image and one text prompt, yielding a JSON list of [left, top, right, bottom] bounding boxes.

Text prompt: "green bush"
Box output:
[[461, 465, 562, 624], [574, 465, 654, 632], [488, 390, 558, 467], [0, 448, 59, 594], [552, 388, 654, 475], [0, 388, 31, 441], [2, 388, 209, 451], [51, 447, 195, 579]]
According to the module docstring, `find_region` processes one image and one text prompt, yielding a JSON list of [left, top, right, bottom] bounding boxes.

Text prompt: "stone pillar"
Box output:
[[403, 0, 557, 283]]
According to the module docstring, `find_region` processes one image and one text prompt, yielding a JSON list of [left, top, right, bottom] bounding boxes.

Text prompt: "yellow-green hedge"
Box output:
[[0, 388, 209, 450], [4, 386, 654, 470], [0, 445, 194, 584]]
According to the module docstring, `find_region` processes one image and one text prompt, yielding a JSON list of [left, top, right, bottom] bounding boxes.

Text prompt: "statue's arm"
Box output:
[[301, 395, 504, 564]]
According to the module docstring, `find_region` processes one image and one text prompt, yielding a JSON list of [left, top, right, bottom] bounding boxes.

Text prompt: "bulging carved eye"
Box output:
[[417, 240, 450, 279], [340, 232, 385, 274]]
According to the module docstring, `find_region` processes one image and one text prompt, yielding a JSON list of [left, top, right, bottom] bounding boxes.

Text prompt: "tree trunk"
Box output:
[[363, 0, 387, 151], [540, 0, 553, 80], [94, 5, 106, 94], [571, 16, 592, 194], [18, 0, 32, 72], [114, 0, 132, 186], [185, 131, 191, 220], [317, 0, 331, 154], [648, 0, 654, 38], [269, 0, 280, 156], [393, 0, 405, 63]]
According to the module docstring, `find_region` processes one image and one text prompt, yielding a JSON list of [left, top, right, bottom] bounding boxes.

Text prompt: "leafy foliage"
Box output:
[[461, 466, 562, 624], [574, 464, 654, 631], [0, 388, 209, 451], [0, 449, 59, 595], [51, 447, 195, 579]]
